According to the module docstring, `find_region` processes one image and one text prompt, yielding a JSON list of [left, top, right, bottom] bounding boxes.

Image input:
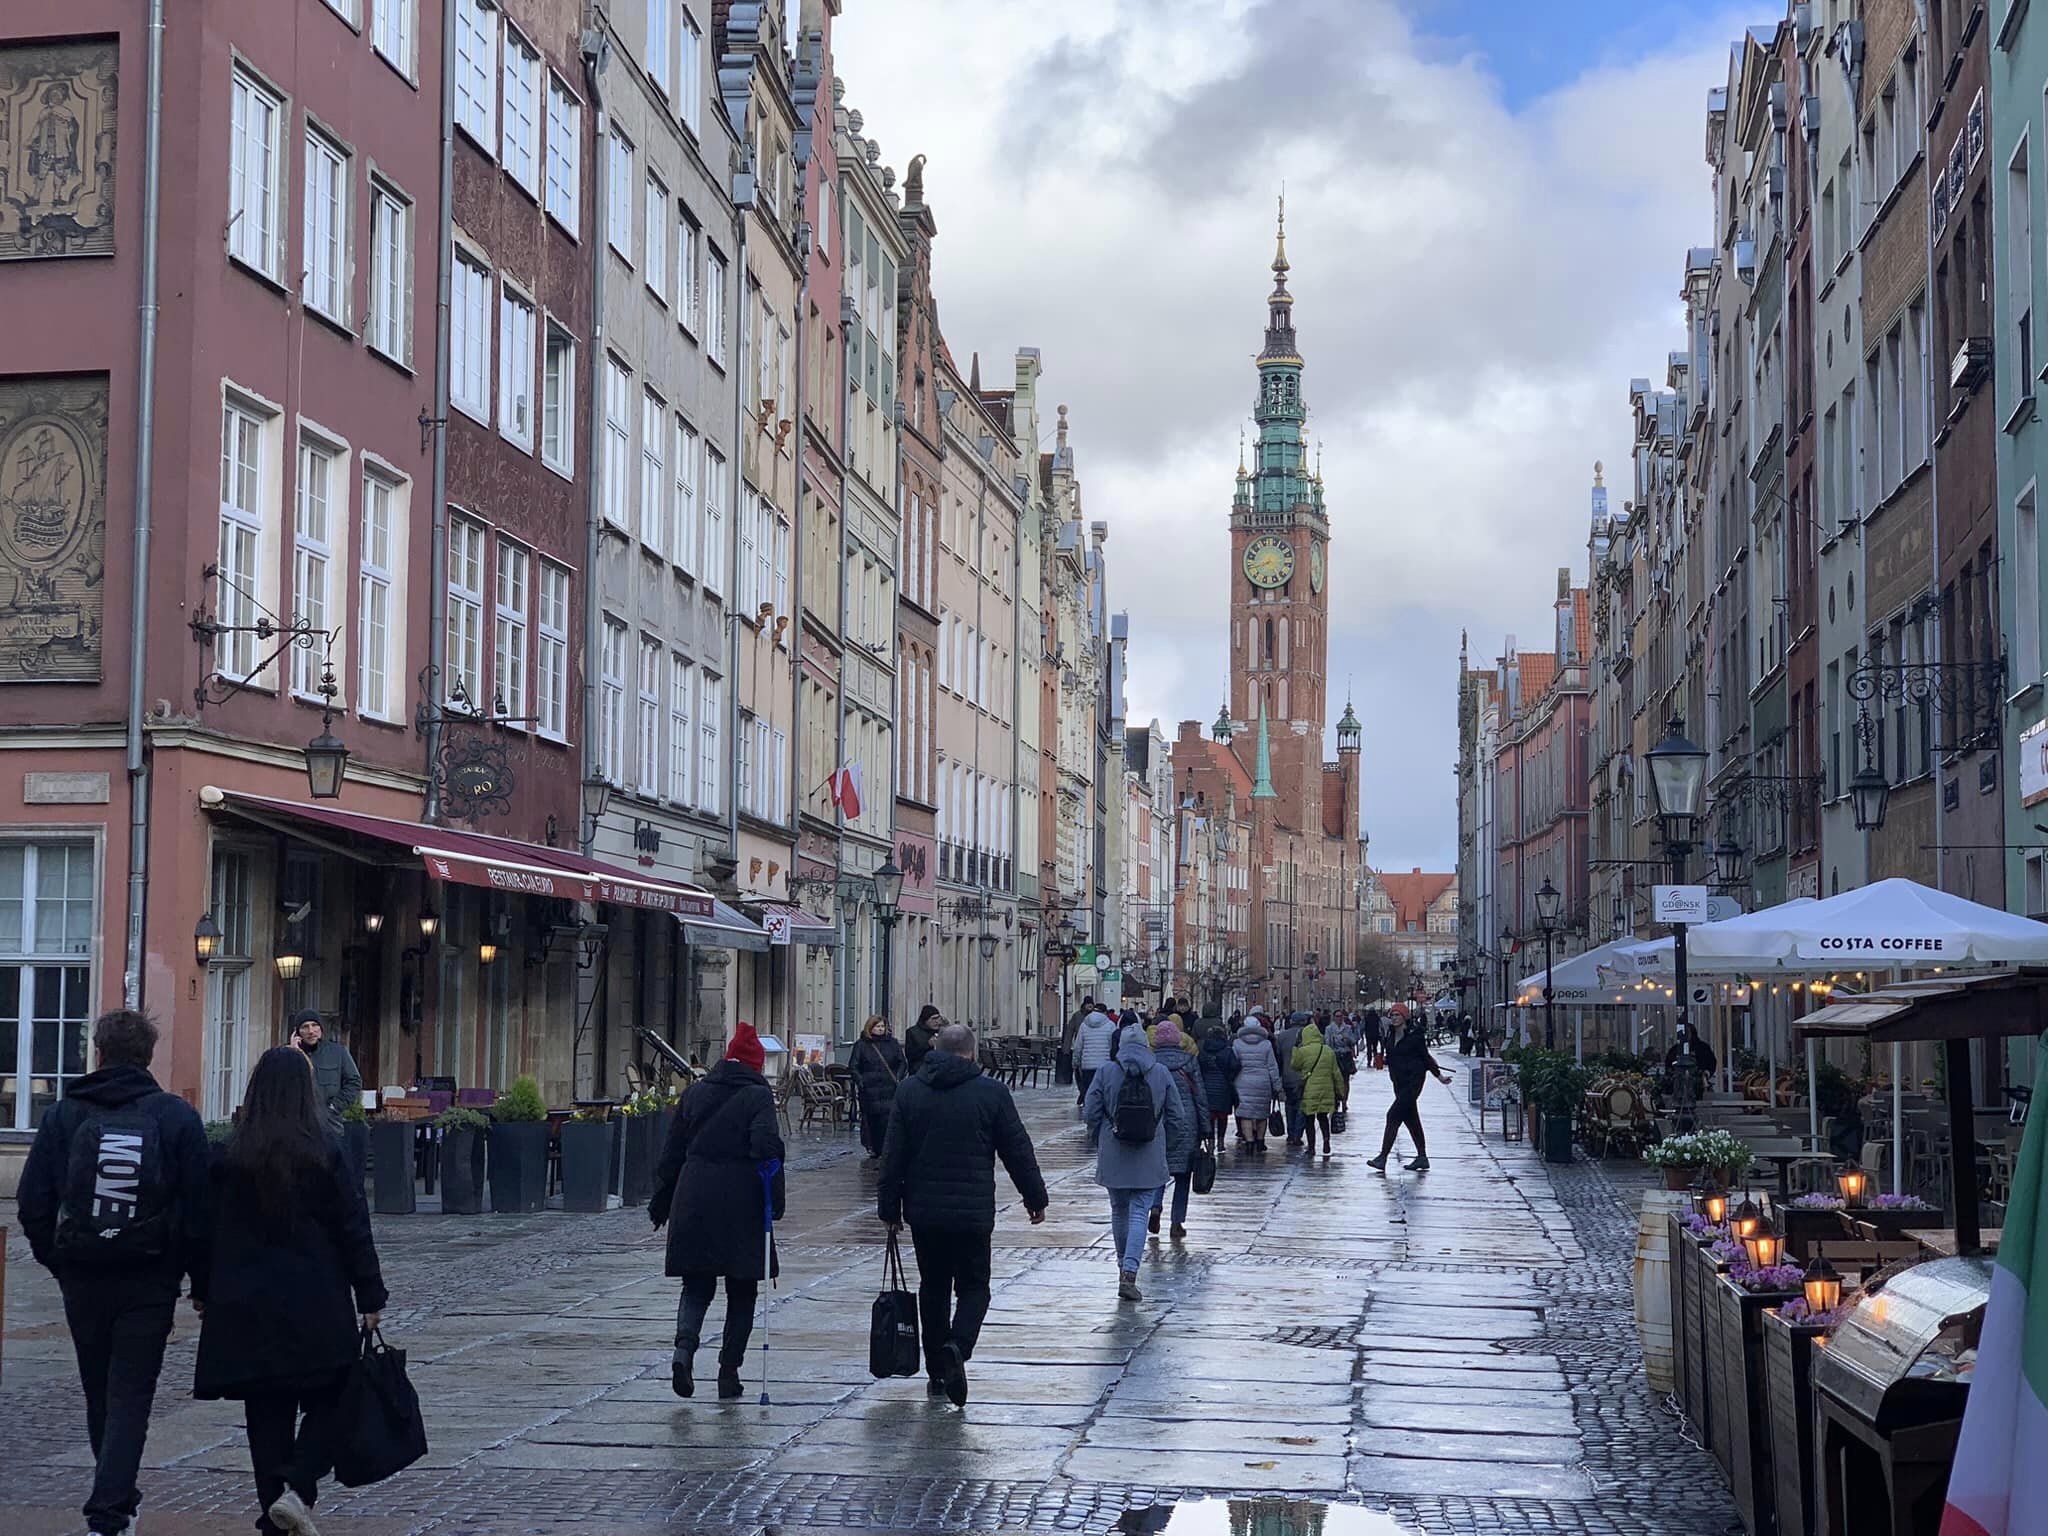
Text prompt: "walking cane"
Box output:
[[757, 1157, 782, 1406]]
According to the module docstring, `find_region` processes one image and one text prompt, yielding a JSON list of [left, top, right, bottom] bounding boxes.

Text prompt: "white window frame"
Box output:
[[678, 214, 700, 336], [541, 323, 575, 475], [641, 387, 666, 556], [302, 127, 349, 323], [446, 515, 486, 710], [637, 634, 662, 793], [453, 0, 498, 151], [228, 66, 286, 280], [451, 248, 491, 420], [647, 0, 673, 97], [498, 283, 537, 449], [703, 445, 727, 596], [368, 179, 412, 366], [291, 432, 341, 699], [608, 126, 634, 261], [600, 618, 629, 783], [645, 172, 669, 305], [669, 653, 693, 804], [358, 467, 404, 722], [603, 355, 631, 529], [706, 247, 727, 366], [673, 415, 699, 577], [217, 396, 272, 684], [697, 672, 722, 814], [544, 72, 581, 232], [493, 538, 529, 719], [536, 559, 570, 740], [679, 10, 702, 138], [372, 0, 415, 79], [501, 26, 541, 198]]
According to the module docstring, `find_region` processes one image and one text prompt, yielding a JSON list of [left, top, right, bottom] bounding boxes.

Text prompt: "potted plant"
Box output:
[[618, 1092, 665, 1207], [339, 1097, 370, 1191], [488, 1076, 550, 1213], [367, 1107, 417, 1215], [435, 1105, 490, 1215], [1645, 1129, 1755, 1191], [560, 1103, 613, 1213], [1526, 1056, 1592, 1163]]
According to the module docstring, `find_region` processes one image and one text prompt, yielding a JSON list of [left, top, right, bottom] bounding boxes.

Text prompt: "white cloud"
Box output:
[[833, 0, 1741, 868]]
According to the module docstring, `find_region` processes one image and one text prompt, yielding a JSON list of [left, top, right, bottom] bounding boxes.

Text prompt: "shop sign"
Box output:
[[418, 850, 713, 917], [2022, 718, 2048, 808]]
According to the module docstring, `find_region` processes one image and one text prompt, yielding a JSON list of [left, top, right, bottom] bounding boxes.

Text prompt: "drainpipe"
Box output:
[[789, 157, 809, 909], [728, 212, 749, 866], [123, 0, 166, 1010], [424, 0, 458, 823], [580, 29, 611, 852]]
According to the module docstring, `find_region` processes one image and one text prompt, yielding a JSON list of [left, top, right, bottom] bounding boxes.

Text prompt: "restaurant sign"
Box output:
[[418, 850, 713, 917], [2021, 718, 2048, 808]]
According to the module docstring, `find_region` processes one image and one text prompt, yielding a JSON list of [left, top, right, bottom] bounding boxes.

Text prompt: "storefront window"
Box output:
[[2, 842, 98, 1131], [204, 849, 255, 1121]]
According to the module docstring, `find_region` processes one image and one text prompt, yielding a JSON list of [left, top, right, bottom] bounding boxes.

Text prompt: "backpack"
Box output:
[[1111, 1065, 1163, 1145], [53, 1103, 174, 1266]]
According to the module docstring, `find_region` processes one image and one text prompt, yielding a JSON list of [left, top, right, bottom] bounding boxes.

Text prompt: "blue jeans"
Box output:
[[1151, 1171, 1192, 1228], [1108, 1188, 1153, 1273]]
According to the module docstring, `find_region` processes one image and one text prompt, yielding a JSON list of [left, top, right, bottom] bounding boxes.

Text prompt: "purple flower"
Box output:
[[1709, 1239, 1745, 1265], [1739, 1263, 1808, 1293], [1864, 1193, 1935, 1211], [1788, 1193, 1846, 1210], [1778, 1297, 1849, 1327]]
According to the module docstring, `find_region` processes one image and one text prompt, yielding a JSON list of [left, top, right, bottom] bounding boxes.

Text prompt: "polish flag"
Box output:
[[1939, 1038, 2048, 1536], [829, 764, 864, 821]]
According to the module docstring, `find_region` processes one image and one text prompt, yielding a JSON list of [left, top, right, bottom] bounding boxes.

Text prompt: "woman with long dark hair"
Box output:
[[194, 1046, 388, 1536], [1367, 1015, 1454, 1172], [849, 1015, 907, 1160]]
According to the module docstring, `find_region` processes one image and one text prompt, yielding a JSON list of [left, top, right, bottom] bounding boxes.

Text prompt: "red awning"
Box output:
[[216, 792, 716, 917]]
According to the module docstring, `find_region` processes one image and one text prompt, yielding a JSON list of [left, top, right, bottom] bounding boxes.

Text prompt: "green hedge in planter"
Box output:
[[489, 1076, 549, 1213]]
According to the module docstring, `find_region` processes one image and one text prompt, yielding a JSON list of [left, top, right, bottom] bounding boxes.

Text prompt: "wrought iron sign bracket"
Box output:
[[189, 563, 338, 709]]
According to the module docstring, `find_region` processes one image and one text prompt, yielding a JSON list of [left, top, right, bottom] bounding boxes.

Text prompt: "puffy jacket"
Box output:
[[904, 1018, 940, 1072], [1153, 1045, 1209, 1174], [1082, 1028, 1189, 1190], [879, 1050, 1048, 1232], [17, 1063, 212, 1291], [1231, 1024, 1281, 1118], [1291, 1024, 1346, 1115], [1073, 1010, 1119, 1070], [1196, 1029, 1241, 1112]]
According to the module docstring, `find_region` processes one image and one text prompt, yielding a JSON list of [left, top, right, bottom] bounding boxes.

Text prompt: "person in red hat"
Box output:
[[650, 1021, 785, 1398]]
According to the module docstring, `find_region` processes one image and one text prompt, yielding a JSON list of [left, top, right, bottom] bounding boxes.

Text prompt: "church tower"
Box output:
[[1229, 195, 1330, 736]]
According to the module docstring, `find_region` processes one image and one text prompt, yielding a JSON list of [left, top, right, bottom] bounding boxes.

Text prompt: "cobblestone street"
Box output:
[[1, 1061, 1741, 1536]]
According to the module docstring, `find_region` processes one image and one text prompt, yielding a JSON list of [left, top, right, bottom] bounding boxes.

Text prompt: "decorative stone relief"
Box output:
[[0, 374, 107, 681], [0, 39, 117, 259]]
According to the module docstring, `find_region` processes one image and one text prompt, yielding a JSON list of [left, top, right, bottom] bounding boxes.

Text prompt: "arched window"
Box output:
[[1264, 617, 1274, 663]]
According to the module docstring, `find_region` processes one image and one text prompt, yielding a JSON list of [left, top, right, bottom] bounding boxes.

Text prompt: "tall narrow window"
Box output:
[[678, 215, 700, 335], [679, 12, 702, 136], [607, 126, 634, 260], [640, 388, 665, 556], [2012, 135, 2035, 391], [228, 68, 284, 278], [291, 438, 337, 698], [373, 0, 415, 77], [771, 513, 789, 620], [453, 0, 498, 148], [669, 654, 693, 803], [359, 471, 400, 720], [2019, 485, 2041, 681], [544, 73, 580, 230], [599, 618, 628, 782], [603, 356, 630, 528], [217, 400, 267, 681], [697, 672, 722, 813], [541, 325, 574, 473], [368, 182, 411, 364], [493, 539, 529, 716], [637, 636, 662, 792], [502, 29, 540, 196], [536, 560, 569, 739], [646, 0, 672, 95], [446, 516, 485, 708], [302, 130, 347, 321], [498, 287, 536, 447], [702, 446, 726, 595], [673, 416, 699, 576], [451, 251, 491, 418], [645, 173, 668, 304], [706, 249, 727, 364], [737, 490, 758, 610]]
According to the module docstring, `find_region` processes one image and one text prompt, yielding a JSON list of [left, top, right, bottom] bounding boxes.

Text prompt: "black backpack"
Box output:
[[53, 1104, 173, 1265], [1111, 1065, 1163, 1145]]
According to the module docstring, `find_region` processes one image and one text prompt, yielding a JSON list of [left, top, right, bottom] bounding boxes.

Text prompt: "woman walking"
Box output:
[[1368, 1015, 1454, 1172], [849, 1015, 907, 1160], [651, 1023, 787, 1399], [1291, 1022, 1345, 1157], [1231, 1018, 1280, 1152], [1147, 1021, 1209, 1240], [193, 1047, 388, 1536], [1196, 1024, 1240, 1147], [1082, 1024, 1189, 1300]]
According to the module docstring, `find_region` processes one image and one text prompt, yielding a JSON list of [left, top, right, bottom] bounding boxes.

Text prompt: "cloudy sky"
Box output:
[[833, 0, 1744, 871]]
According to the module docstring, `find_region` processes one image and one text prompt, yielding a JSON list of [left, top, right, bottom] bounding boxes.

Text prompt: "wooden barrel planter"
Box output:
[[1714, 1273, 1804, 1536], [1762, 1307, 1828, 1536]]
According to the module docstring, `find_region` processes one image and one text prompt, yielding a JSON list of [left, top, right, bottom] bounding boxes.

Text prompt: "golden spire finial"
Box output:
[[1273, 186, 1289, 272]]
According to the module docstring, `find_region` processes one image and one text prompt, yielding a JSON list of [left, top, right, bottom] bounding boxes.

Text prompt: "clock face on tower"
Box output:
[[1243, 535, 1295, 588], [1310, 543, 1325, 594]]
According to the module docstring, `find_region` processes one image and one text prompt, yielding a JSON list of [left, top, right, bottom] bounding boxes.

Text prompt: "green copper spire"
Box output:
[[1251, 698, 1277, 799], [1249, 191, 1309, 517]]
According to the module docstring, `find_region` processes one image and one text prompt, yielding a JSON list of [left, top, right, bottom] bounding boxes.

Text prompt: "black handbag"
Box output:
[[333, 1327, 428, 1488], [1331, 1107, 1349, 1135], [1190, 1144, 1217, 1195], [869, 1231, 922, 1379], [1268, 1105, 1286, 1137]]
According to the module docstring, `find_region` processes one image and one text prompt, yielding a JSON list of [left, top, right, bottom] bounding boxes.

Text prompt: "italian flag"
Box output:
[[1939, 1037, 2048, 1536]]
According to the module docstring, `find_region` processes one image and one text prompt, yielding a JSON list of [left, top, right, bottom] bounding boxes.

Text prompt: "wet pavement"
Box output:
[[0, 1060, 1740, 1535]]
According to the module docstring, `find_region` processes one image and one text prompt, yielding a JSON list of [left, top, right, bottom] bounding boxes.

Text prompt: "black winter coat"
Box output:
[[1387, 1027, 1443, 1094], [193, 1143, 388, 1400], [878, 1052, 1048, 1233], [1196, 1033, 1241, 1112], [904, 1020, 938, 1073], [650, 1061, 786, 1279], [17, 1064, 212, 1292], [850, 1033, 908, 1113]]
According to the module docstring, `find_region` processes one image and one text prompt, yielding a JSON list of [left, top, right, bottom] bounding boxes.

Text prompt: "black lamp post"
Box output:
[[1714, 835, 1744, 889], [1646, 717, 1709, 1109], [1534, 877, 1562, 1050], [872, 859, 902, 1023], [303, 661, 350, 799], [1849, 711, 1891, 832]]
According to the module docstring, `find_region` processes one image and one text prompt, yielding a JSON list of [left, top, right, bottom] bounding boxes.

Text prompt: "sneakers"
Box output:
[[1117, 1272, 1143, 1302], [1366, 1153, 1389, 1170], [934, 1341, 969, 1406], [716, 1367, 744, 1400], [1407, 1157, 1431, 1171], [266, 1491, 321, 1536], [1170, 1223, 1187, 1241]]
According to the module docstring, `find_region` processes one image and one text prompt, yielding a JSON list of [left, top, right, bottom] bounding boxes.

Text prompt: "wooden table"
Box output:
[[1745, 1139, 1834, 1203], [1901, 1226, 2003, 1258]]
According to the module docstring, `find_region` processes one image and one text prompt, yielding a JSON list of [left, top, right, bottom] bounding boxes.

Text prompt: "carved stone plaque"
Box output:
[[0, 39, 117, 259], [0, 374, 107, 681]]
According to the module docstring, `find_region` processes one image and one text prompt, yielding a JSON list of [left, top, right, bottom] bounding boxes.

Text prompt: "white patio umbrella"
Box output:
[[1513, 936, 1647, 1004]]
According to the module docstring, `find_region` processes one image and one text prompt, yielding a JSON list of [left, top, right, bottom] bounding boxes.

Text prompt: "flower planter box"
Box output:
[[619, 1114, 660, 1207], [1541, 1111, 1575, 1163], [368, 1119, 416, 1214], [1677, 1226, 1719, 1445], [1845, 1205, 1940, 1241], [1713, 1273, 1803, 1536], [1762, 1308, 1828, 1536], [488, 1120, 548, 1213], [439, 1126, 487, 1215], [559, 1120, 611, 1212], [1662, 1165, 1697, 1191], [1666, 1214, 1690, 1408], [1780, 1206, 1850, 1263]]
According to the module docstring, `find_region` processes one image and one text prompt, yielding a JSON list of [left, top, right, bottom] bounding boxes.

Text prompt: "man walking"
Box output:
[[1083, 1022, 1190, 1300], [1071, 996, 1117, 1106], [292, 1010, 362, 1133], [1273, 1012, 1308, 1148], [879, 1023, 1048, 1406], [18, 1010, 212, 1536]]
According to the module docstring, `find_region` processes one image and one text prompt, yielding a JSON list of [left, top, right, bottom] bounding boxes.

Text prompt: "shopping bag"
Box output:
[[1268, 1106, 1285, 1138], [332, 1327, 428, 1488], [1190, 1145, 1217, 1196], [1331, 1107, 1349, 1135], [869, 1230, 922, 1379]]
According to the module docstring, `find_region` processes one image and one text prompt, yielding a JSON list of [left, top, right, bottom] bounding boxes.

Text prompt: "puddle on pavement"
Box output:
[[1117, 1498, 1417, 1536]]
